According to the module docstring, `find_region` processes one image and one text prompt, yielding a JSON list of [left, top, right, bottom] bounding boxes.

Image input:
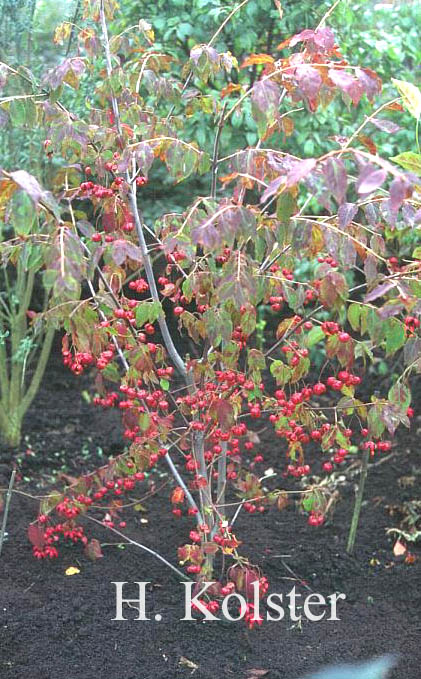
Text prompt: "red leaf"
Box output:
[[329, 68, 364, 106], [28, 524, 45, 549], [84, 538, 103, 561]]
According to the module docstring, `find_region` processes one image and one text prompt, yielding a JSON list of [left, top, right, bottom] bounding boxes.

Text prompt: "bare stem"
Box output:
[[0, 468, 16, 557], [346, 447, 370, 554], [84, 514, 191, 581]]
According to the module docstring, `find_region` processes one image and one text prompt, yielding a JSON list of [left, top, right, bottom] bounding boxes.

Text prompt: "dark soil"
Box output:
[[1, 345, 421, 679]]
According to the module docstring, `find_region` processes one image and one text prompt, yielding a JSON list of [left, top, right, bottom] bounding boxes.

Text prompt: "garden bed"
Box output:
[[1, 348, 420, 679]]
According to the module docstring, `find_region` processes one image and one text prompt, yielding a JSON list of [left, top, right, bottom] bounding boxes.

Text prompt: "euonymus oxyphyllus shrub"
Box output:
[[2, 0, 420, 624]]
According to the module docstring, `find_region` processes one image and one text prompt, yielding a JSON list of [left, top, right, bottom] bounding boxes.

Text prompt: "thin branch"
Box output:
[[84, 514, 191, 581], [211, 102, 227, 199], [0, 468, 16, 557]]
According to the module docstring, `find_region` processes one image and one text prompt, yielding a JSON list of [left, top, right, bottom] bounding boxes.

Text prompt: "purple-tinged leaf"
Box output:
[[290, 29, 315, 47], [9, 170, 60, 218], [355, 68, 382, 101], [377, 302, 404, 320], [112, 239, 143, 265], [404, 337, 421, 372], [319, 270, 348, 308], [338, 202, 358, 229], [42, 57, 86, 90], [295, 65, 322, 107], [312, 28, 335, 49], [323, 158, 347, 206], [402, 203, 417, 227], [363, 202, 380, 227], [356, 164, 387, 194], [328, 68, 364, 105], [364, 254, 378, 285], [388, 177, 411, 213], [364, 280, 396, 303], [135, 142, 155, 178], [260, 176, 285, 203], [9, 170, 44, 204], [0, 108, 8, 128], [85, 538, 103, 561], [285, 158, 317, 188], [380, 404, 409, 435], [371, 233, 386, 256], [251, 80, 281, 139], [77, 220, 95, 238], [371, 118, 401, 134]]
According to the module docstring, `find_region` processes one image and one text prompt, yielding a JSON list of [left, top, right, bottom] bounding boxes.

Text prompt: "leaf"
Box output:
[[338, 202, 358, 229], [285, 158, 317, 188], [241, 54, 275, 68], [9, 170, 59, 215], [328, 68, 364, 106], [65, 566, 81, 576], [212, 399, 234, 432], [388, 382, 411, 411], [270, 360, 292, 385], [27, 524, 45, 549], [390, 152, 421, 176], [85, 538, 103, 561], [276, 190, 296, 226], [371, 118, 401, 134], [112, 239, 143, 265], [306, 326, 325, 347], [319, 271, 348, 308], [367, 405, 386, 438], [323, 158, 347, 205], [251, 80, 281, 139], [364, 280, 396, 303], [347, 303, 361, 332], [42, 57, 86, 90], [385, 318, 406, 356], [393, 539, 407, 557], [356, 164, 387, 194], [392, 78, 421, 119], [136, 301, 163, 327]]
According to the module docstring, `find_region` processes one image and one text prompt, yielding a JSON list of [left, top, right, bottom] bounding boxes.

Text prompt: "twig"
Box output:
[[347, 447, 370, 554], [211, 102, 227, 199], [84, 514, 191, 581], [0, 468, 16, 556], [164, 452, 204, 525]]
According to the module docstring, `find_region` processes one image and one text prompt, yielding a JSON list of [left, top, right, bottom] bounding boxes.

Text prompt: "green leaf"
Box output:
[[302, 495, 314, 512], [390, 152, 421, 176], [306, 326, 325, 347], [347, 303, 361, 332], [385, 318, 406, 356], [392, 78, 421, 119], [367, 404, 386, 438], [136, 301, 163, 327], [10, 190, 37, 236], [388, 382, 411, 410], [270, 360, 292, 385], [160, 378, 170, 391]]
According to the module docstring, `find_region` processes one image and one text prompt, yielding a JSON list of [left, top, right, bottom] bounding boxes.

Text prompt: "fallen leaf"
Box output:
[[393, 539, 407, 557], [65, 566, 80, 576], [179, 656, 199, 673], [84, 538, 103, 561]]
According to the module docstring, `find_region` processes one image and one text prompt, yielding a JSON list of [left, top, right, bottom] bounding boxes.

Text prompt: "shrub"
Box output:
[[3, 0, 419, 618]]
